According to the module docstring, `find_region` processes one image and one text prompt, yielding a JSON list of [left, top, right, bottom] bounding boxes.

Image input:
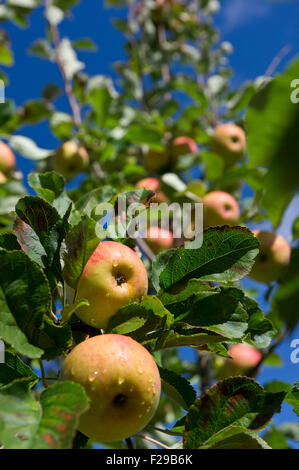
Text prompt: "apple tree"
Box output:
[[0, 0, 299, 450]]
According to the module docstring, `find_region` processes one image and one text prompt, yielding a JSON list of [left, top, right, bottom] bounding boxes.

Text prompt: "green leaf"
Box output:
[[286, 381, 299, 418], [292, 216, 299, 241], [70, 186, 116, 225], [0, 233, 20, 251], [28, 38, 54, 60], [0, 250, 71, 359], [246, 59, 299, 225], [199, 425, 271, 449], [72, 38, 97, 51], [9, 135, 53, 160], [28, 171, 72, 217], [159, 366, 196, 410], [49, 112, 73, 140], [263, 426, 289, 450], [87, 75, 115, 127], [16, 196, 70, 277], [62, 215, 102, 289], [61, 299, 89, 324], [184, 377, 286, 449], [0, 351, 39, 390], [0, 381, 89, 449], [107, 295, 174, 343], [125, 123, 163, 148], [0, 289, 43, 359], [159, 226, 259, 290], [19, 100, 52, 125]]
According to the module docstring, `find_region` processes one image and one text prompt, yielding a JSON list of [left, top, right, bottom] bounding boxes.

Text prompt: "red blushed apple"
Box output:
[[146, 227, 174, 254], [0, 142, 16, 175], [172, 136, 198, 158], [203, 191, 240, 228], [249, 230, 291, 284], [228, 343, 262, 369], [62, 334, 161, 442], [144, 148, 170, 172], [75, 241, 148, 329], [54, 140, 89, 179], [211, 123, 246, 167], [136, 177, 167, 203]]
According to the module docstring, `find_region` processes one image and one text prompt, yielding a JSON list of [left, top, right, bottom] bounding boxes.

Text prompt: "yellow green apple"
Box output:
[[62, 334, 161, 442], [211, 123, 246, 166], [54, 140, 89, 179], [74, 241, 148, 329], [0, 141, 16, 174], [249, 230, 291, 283], [203, 190, 240, 228]]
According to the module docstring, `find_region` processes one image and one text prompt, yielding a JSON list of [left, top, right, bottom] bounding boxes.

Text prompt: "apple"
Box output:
[[62, 334, 161, 442], [54, 141, 89, 179], [211, 123, 246, 166], [0, 142, 16, 174], [203, 191, 240, 228], [136, 177, 167, 203], [0, 171, 7, 184], [172, 136, 198, 158], [75, 241, 148, 329], [228, 343, 262, 369], [144, 148, 170, 172], [249, 230, 291, 284], [146, 227, 174, 254]]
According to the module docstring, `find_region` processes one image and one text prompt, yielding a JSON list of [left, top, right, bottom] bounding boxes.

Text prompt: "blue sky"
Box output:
[[2, 0, 299, 446]]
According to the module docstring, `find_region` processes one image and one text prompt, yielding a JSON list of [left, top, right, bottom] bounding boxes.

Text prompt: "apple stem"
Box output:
[[136, 434, 171, 450], [125, 437, 134, 449]]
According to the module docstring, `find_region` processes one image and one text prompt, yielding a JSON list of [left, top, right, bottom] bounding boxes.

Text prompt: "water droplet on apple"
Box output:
[[118, 377, 125, 385], [138, 414, 143, 419], [94, 370, 99, 376], [137, 365, 143, 374], [88, 375, 95, 382]]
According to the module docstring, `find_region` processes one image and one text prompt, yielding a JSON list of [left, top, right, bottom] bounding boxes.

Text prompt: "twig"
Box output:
[[39, 359, 48, 388], [264, 45, 292, 77], [125, 437, 134, 449], [196, 350, 213, 394], [136, 433, 171, 450], [137, 237, 156, 262], [45, 0, 82, 127]]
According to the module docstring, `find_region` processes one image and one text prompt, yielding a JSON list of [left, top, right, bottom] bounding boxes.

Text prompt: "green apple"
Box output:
[[0, 141, 16, 174], [211, 123, 246, 167], [172, 136, 198, 158], [62, 334, 161, 442], [144, 148, 170, 172], [146, 227, 174, 254], [74, 241, 148, 329], [54, 141, 89, 179], [249, 230, 291, 283], [136, 177, 167, 203], [203, 191, 240, 228]]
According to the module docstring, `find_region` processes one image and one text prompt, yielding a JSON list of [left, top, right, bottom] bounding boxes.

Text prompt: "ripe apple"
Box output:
[[62, 334, 161, 442], [75, 241, 148, 329], [0, 142, 16, 174], [172, 136, 198, 158], [228, 343, 262, 369], [249, 230, 291, 284], [211, 123, 246, 166], [54, 141, 89, 179], [136, 177, 167, 203], [203, 191, 240, 228], [0, 171, 7, 184], [146, 227, 174, 254], [144, 148, 170, 172]]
